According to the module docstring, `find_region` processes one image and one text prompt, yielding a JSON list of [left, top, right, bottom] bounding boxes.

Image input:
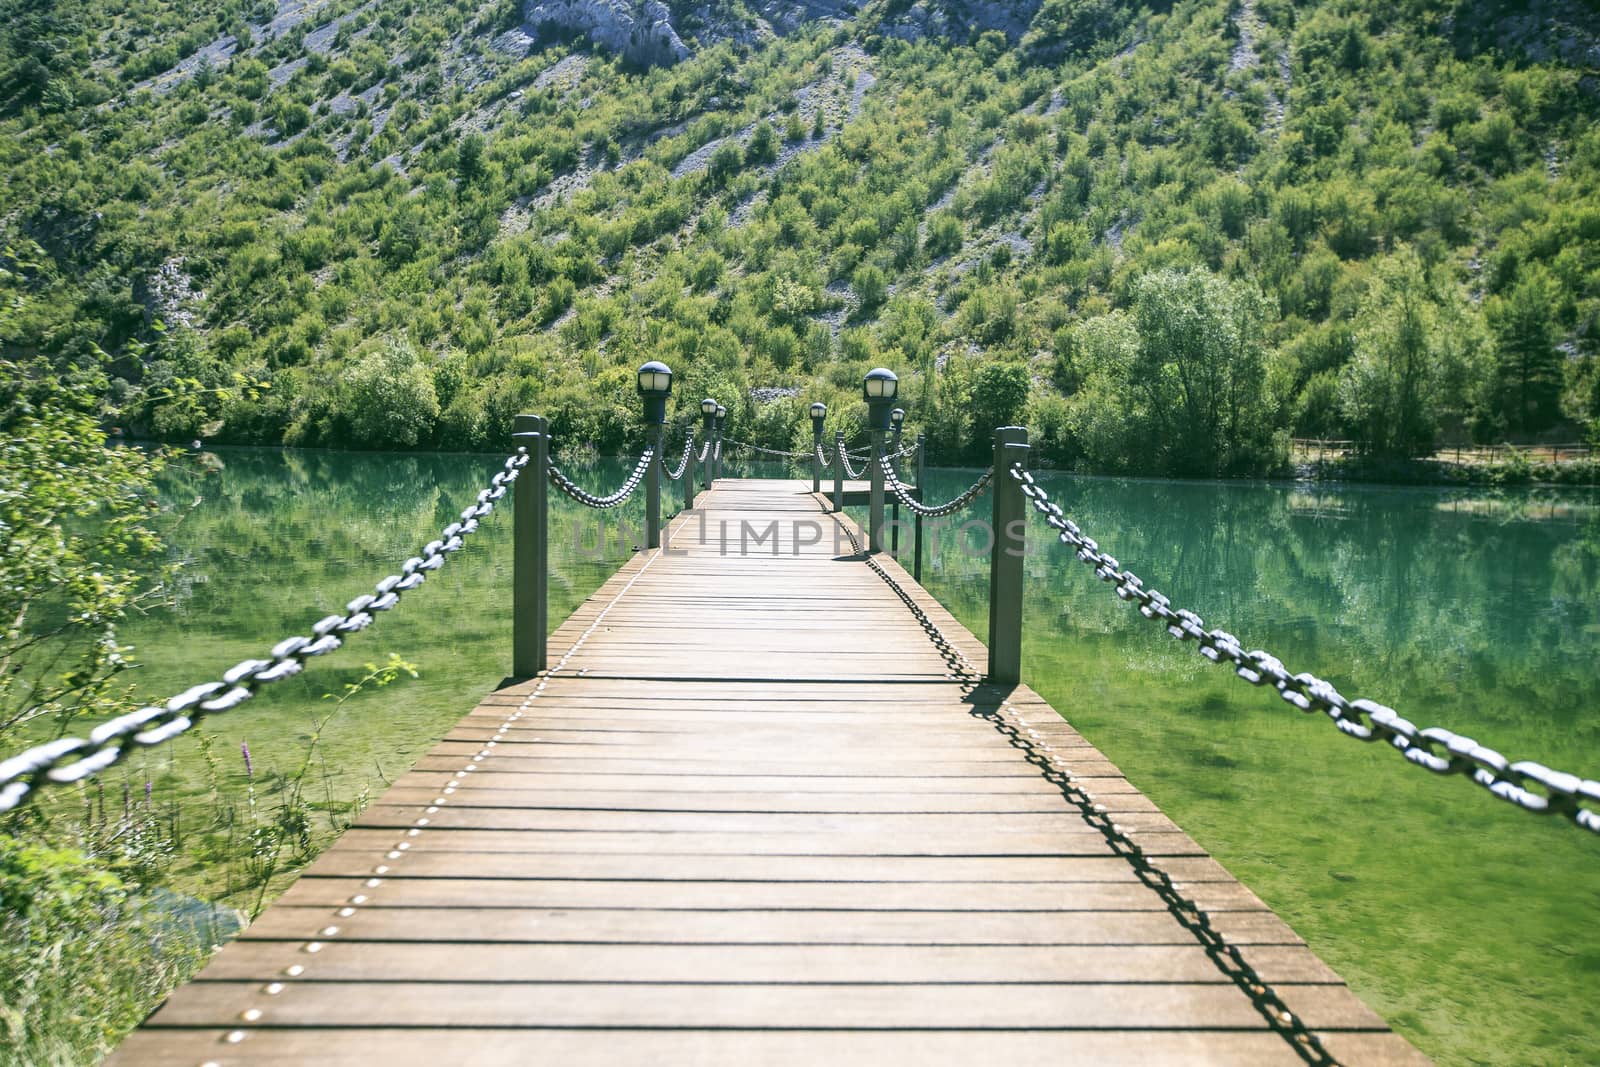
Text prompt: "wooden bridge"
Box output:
[[109, 476, 1424, 1066]]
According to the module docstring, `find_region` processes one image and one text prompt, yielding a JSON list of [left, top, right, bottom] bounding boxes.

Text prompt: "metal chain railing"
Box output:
[[820, 491, 1340, 1066], [1009, 463, 1600, 836], [664, 432, 695, 481], [838, 447, 866, 479], [548, 448, 655, 509], [730, 440, 812, 460], [0, 451, 531, 816], [843, 442, 912, 459], [880, 453, 992, 517], [697, 440, 711, 463], [815, 441, 834, 468]]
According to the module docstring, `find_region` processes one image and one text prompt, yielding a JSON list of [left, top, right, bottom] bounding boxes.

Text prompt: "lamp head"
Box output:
[[637, 361, 672, 424], [862, 367, 898, 402], [809, 401, 827, 436], [890, 407, 905, 428], [863, 368, 899, 430]]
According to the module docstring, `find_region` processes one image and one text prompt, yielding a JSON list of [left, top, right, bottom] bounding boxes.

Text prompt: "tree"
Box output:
[[1064, 268, 1281, 475], [0, 243, 169, 738], [456, 132, 486, 185], [924, 212, 963, 259], [745, 121, 778, 166], [1561, 355, 1600, 446], [341, 339, 440, 449], [1485, 268, 1562, 435], [1337, 247, 1479, 458], [852, 264, 886, 317], [969, 361, 1031, 453], [707, 140, 743, 188], [1132, 267, 1278, 475]]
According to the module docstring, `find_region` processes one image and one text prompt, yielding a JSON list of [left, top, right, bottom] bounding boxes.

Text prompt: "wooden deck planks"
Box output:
[[108, 479, 1427, 1066]]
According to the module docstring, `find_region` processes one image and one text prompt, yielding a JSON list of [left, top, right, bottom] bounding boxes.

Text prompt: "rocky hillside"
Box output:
[[2, 0, 1597, 472]]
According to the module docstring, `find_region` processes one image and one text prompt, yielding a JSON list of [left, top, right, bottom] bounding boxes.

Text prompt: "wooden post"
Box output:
[[913, 433, 926, 582], [987, 426, 1029, 686], [682, 430, 695, 512], [811, 430, 822, 493], [868, 428, 886, 553], [512, 413, 548, 678], [832, 431, 845, 514], [890, 422, 902, 556], [647, 423, 664, 549]]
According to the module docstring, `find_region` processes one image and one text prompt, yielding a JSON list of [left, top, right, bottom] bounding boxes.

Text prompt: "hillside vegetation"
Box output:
[[3, 0, 1599, 475]]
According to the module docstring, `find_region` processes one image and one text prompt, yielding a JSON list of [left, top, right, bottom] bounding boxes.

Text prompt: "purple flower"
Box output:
[[241, 741, 253, 777], [144, 781, 153, 806]]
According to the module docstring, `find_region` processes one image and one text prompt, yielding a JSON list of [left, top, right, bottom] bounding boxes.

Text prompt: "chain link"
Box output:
[[838, 448, 866, 479], [0, 451, 531, 815], [548, 448, 655, 509], [880, 453, 992, 517], [664, 431, 695, 481], [1009, 463, 1600, 837], [815, 441, 833, 468]]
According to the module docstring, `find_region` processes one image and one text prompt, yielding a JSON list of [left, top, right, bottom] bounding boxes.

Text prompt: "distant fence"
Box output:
[[1292, 439, 1595, 465]]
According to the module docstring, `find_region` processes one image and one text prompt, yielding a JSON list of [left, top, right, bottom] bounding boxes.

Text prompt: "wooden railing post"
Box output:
[[646, 423, 664, 549], [913, 432, 925, 582], [512, 413, 548, 678], [682, 430, 695, 512], [832, 431, 845, 514], [890, 419, 903, 556], [868, 428, 886, 553], [987, 425, 1029, 685], [712, 412, 724, 482]]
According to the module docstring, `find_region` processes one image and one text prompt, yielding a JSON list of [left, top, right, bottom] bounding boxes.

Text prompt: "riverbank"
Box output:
[[1293, 454, 1600, 487]]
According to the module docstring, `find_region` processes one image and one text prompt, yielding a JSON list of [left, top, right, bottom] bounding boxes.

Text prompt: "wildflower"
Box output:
[[241, 741, 253, 777]]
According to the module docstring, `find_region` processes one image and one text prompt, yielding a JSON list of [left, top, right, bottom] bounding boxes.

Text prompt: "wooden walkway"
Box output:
[[110, 479, 1426, 1066]]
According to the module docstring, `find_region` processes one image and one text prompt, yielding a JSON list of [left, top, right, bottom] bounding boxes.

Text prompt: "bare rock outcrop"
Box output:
[[525, 0, 691, 66]]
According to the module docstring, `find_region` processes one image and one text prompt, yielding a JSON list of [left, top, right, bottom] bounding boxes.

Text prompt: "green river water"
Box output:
[[50, 448, 1600, 1065]]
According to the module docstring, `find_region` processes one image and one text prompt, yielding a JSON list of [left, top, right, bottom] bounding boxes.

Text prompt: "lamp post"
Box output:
[[638, 361, 672, 549], [863, 368, 898, 553], [889, 407, 905, 555], [713, 404, 727, 482], [809, 402, 827, 493], [700, 398, 717, 489]]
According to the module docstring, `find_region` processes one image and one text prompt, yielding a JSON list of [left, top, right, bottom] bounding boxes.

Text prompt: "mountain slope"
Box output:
[[1, 0, 1597, 472]]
